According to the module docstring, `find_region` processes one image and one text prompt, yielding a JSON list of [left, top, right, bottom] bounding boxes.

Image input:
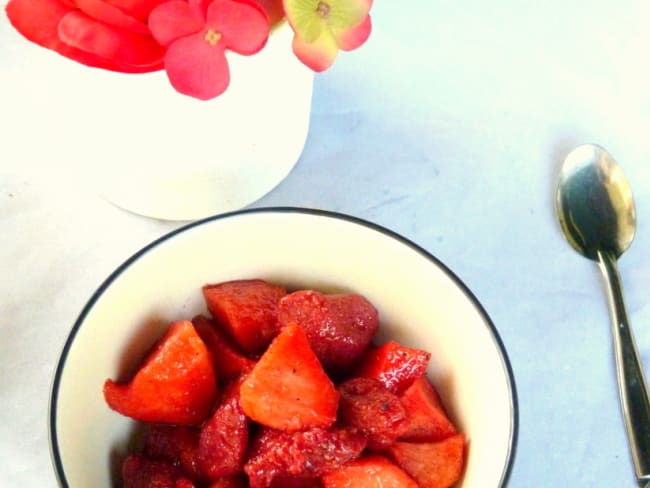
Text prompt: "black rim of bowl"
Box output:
[[49, 206, 519, 487]]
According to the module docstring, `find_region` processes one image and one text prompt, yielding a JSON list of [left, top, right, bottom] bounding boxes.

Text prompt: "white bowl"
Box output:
[[49, 208, 518, 487]]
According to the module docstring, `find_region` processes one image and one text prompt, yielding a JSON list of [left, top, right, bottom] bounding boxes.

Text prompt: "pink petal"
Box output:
[[58, 10, 165, 68], [291, 28, 338, 72], [75, 0, 151, 34], [5, 0, 157, 71], [206, 0, 269, 55], [189, 0, 210, 19], [251, 0, 284, 26], [334, 14, 371, 51], [148, 0, 204, 47], [103, 0, 168, 22], [164, 32, 230, 100]]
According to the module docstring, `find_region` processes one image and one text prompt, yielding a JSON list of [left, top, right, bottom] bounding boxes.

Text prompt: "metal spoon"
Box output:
[[556, 143, 650, 486]]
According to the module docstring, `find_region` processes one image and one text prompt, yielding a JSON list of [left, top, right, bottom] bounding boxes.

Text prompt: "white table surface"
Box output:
[[4, 1, 650, 486]]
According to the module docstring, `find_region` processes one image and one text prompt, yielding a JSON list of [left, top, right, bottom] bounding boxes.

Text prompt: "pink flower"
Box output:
[[283, 0, 372, 72], [5, 0, 166, 72], [148, 0, 270, 100]]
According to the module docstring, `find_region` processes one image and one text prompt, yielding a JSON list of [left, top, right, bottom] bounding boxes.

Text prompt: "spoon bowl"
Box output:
[[557, 144, 636, 260], [556, 144, 650, 486]]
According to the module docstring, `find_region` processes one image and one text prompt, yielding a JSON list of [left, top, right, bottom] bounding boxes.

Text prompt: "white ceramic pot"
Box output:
[[1, 16, 313, 220]]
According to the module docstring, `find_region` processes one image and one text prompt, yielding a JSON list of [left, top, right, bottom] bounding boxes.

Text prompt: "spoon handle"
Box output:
[[598, 250, 650, 484]]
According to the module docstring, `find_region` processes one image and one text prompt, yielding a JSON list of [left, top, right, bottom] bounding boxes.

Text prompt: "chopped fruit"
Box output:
[[269, 476, 323, 487], [240, 322, 339, 431], [192, 315, 256, 382], [356, 340, 431, 394], [142, 424, 202, 481], [398, 376, 457, 442], [278, 290, 378, 375], [176, 479, 195, 488], [106, 280, 466, 488], [337, 377, 406, 450], [321, 455, 418, 488], [209, 475, 248, 488], [388, 435, 466, 488], [198, 380, 249, 479], [202, 279, 286, 352], [244, 427, 366, 488], [103, 321, 217, 425], [122, 454, 195, 488]]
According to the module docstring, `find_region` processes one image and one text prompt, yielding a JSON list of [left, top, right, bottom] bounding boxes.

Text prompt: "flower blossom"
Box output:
[[283, 0, 372, 72], [148, 0, 270, 100]]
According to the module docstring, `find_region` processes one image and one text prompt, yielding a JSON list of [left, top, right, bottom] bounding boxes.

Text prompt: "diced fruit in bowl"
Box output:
[[239, 321, 339, 432], [321, 455, 419, 488], [202, 279, 286, 353], [277, 290, 379, 375], [103, 278, 467, 487], [388, 435, 467, 488], [103, 320, 217, 425]]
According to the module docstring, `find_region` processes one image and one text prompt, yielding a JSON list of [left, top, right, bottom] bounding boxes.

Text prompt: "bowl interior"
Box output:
[[50, 209, 516, 487]]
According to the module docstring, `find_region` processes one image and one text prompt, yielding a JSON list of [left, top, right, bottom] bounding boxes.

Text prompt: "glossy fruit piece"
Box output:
[[244, 426, 366, 488], [269, 476, 323, 488], [142, 424, 203, 481], [103, 320, 217, 425], [240, 322, 339, 431], [398, 376, 457, 442], [321, 455, 418, 488], [58, 10, 165, 68], [356, 340, 431, 394], [277, 290, 378, 374], [209, 475, 248, 488], [388, 435, 466, 488], [122, 455, 195, 488], [203, 279, 286, 352], [193, 315, 255, 383], [74, 0, 151, 34], [198, 380, 249, 479], [338, 377, 406, 450]]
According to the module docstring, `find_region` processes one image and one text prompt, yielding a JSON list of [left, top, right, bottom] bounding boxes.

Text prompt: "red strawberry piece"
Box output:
[[122, 455, 195, 488], [198, 380, 249, 479], [388, 435, 466, 488], [398, 376, 457, 442], [143, 424, 203, 481], [244, 427, 366, 488], [269, 476, 323, 488], [176, 479, 196, 488], [239, 322, 339, 431], [321, 455, 418, 488], [103, 320, 217, 425], [202, 280, 286, 353], [338, 377, 406, 450], [193, 315, 255, 383], [356, 340, 431, 394], [208, 475, 248, 488], [277, 290, 378, 375]]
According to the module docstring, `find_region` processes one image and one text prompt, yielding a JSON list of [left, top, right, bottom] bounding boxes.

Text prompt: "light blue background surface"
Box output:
[[3, 1, 650, 486]]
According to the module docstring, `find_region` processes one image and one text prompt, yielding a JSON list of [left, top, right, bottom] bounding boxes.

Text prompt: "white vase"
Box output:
[[1, 18, 313, 220]]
